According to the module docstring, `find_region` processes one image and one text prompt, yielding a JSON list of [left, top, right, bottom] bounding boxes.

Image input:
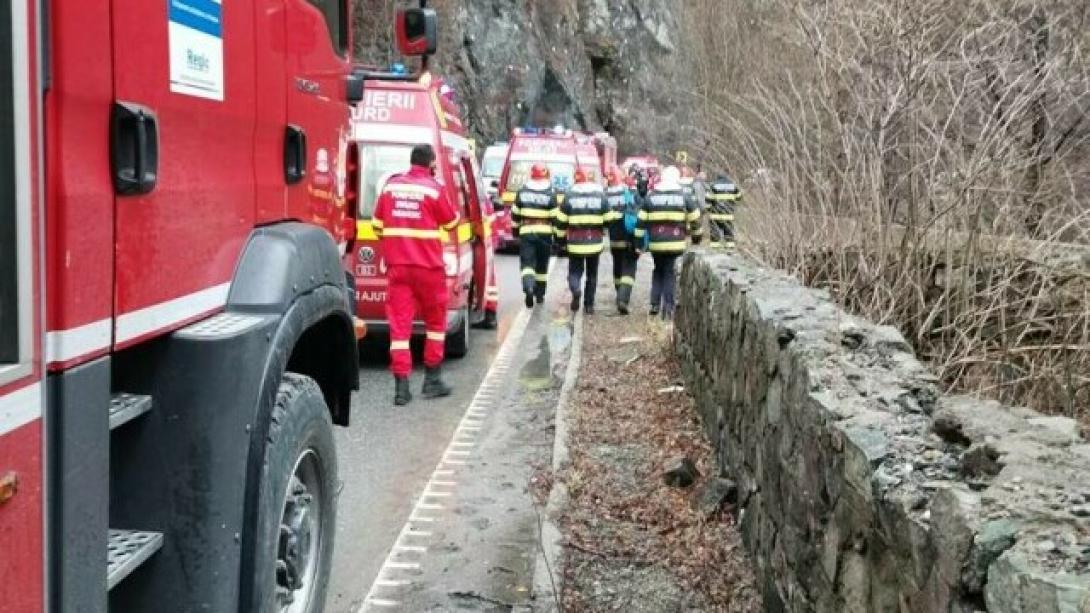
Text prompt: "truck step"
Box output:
[[109, 393, 152, 430], [107, 529, 163, 590]]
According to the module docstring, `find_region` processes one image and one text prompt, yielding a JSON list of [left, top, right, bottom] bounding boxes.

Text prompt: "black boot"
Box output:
[[535, 292, 545, 305], [422, 366, 453, 398], [394, 376, 413, 406], [570, 291, 581, 312], [473, 310, 497, 329], [585, 303, 595, 315], [524, 291, 534, 309], [617, 286, 631, 315]]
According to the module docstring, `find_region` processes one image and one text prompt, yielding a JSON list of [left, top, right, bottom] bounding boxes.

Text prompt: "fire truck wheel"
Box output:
[[446, 306, 470, 359], [251, 372, 337, 613]]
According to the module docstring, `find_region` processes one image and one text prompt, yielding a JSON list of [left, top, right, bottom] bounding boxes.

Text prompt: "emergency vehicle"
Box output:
[[574, 134, 603, 184], [499, 126, 578, 208], [349, 74, 497, 358], [480, 142, 516, 251], [0, 2, 436, 611]]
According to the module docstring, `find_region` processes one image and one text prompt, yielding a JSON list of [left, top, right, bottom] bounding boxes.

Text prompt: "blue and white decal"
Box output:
[[168, 0, 224, 101]]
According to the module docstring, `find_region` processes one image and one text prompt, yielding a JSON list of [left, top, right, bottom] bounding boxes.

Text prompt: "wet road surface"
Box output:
[[328, 253, 533, 612]]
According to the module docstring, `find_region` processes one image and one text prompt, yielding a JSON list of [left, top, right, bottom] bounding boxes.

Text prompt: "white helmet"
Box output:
[[659, 165, 682, 188]]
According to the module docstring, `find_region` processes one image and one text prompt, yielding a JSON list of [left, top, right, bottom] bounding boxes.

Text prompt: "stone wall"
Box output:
[[674, 251, 1090, 612]]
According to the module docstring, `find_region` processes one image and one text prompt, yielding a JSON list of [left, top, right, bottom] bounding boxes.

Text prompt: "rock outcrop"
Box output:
[[354, 0, 696, 155]]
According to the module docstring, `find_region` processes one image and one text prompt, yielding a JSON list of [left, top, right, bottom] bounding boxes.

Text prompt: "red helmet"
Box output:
[[530, 163, 550, 181], [680, 166, 694, 179], [574, 168, 589, 184]]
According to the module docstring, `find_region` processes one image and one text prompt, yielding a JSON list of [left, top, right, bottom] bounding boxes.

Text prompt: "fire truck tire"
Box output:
[[250, 372, 337, 613], [446, 306, 470, 359]]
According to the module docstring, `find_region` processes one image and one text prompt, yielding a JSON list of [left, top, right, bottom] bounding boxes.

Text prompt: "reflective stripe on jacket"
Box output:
[[557, 183, 608, 256], [635, 187, 700, 254], [373, 166, 460, 269], [706, 180, 742, 219], [512, 179, 558, 237]]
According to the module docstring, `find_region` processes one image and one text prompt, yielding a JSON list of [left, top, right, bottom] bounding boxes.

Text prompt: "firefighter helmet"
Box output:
[[530, 163, 550, 181], [574, 168, 589, 184]]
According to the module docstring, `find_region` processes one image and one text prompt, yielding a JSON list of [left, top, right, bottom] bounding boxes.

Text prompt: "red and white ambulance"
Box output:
[[349, 74, 497, 357], [0, 1, 437, 611], [574, 133, 603, 184], [498, 127, 579, 209]]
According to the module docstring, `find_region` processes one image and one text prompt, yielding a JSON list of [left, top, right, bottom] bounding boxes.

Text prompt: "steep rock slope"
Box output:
[[354, 0, 695, 155]]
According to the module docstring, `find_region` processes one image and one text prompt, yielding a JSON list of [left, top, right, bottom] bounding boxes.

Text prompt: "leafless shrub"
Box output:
[[682, 0, 1090, 419]]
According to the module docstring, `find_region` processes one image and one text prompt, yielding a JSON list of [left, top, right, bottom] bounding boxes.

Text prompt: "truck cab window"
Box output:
[[0, 2, 18, 364], [307, 0, 348, 56]]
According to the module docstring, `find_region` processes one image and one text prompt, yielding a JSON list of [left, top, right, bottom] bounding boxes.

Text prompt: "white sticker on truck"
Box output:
[[168, 0, 224, 101]]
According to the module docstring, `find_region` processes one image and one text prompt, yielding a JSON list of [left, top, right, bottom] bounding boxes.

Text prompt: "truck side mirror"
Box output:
[[346, 72, 365, 104], [395, 8, 438, 56], [490, 180, 499, 189]]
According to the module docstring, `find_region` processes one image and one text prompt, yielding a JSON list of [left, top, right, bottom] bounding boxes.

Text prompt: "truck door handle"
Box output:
[[284, 125, 307, 184], [111, 101, 159, 195]]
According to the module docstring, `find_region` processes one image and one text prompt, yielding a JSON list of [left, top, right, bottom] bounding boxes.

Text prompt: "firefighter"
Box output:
[[635, 166, 701, 318], [605, 167, 638, 315], [372, 144, 460, 406], [512, 163, 559, 308], [556, 168, 608, 313], [706, 173, 742, 249]]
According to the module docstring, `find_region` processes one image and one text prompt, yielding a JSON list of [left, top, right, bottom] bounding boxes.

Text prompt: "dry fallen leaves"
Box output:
[[558, 312, 761, 612]]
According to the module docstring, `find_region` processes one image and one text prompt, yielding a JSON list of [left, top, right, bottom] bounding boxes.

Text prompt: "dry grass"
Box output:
[[681, 0, 1090, 422]]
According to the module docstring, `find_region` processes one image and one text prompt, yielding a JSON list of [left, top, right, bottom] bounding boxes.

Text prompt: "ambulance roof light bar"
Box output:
[[513, 126, 573, 137]]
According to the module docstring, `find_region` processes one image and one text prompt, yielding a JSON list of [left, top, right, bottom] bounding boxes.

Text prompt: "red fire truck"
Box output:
[[0, 2, 436, 611], [349, 74, 497, 358]]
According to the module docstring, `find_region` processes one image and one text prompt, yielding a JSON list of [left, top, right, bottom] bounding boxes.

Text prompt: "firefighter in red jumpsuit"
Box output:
[[373, 144, 461, 405]]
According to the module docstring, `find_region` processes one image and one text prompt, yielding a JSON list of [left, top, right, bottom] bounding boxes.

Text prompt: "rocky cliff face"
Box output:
[[354, 0, 695, 156]]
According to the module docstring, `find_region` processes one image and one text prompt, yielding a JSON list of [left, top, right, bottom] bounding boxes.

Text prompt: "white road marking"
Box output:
[[396, 545, 428, 553], [375, 579, 411, 588], [359, 257, 549, 612]]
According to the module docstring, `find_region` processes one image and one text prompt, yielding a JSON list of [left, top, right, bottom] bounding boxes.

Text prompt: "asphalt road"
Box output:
[[327, 253, 526, 612]]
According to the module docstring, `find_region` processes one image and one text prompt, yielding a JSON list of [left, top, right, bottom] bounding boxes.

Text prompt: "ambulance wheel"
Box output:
[[249, 373, 337, 613], [447, 307, 470, 359]]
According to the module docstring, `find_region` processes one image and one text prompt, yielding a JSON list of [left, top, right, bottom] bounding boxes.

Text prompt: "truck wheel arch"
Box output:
[[228, 222, 359, 611]]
